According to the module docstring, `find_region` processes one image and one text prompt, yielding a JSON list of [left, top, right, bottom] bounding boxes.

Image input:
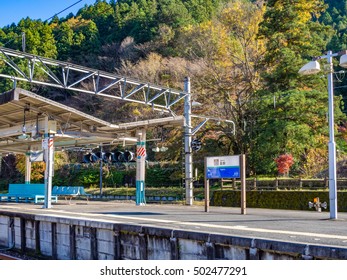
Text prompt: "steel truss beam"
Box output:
[[0, 47, 187, 110]]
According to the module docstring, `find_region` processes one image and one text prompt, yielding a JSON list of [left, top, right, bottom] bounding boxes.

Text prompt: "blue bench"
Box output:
[[0, 184, 58, 204], [52, 186, 91, 203]]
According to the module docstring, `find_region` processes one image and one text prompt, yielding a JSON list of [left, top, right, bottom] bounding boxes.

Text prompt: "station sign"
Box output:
[[205, 155, 240, 179]]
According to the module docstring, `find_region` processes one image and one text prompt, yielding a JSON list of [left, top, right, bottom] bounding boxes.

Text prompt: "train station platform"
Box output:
[[1, 200, 347, 260], [2, 200, 347, 247]]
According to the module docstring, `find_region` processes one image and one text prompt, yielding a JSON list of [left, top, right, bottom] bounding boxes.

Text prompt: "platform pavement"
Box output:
[[1, 200, 347, 249]]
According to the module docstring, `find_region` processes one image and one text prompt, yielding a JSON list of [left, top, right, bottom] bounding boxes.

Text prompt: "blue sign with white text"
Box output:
[[205, 156, 241, 179], [206, 166, 240, 179]]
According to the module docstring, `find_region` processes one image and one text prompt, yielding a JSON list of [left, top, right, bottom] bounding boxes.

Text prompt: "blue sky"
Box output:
[[0, 0, 97, 28]]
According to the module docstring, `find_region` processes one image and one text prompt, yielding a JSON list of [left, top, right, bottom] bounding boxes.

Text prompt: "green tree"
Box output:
[[0, 19, 57, 92], [53, 21, 74, 61], [184, 0, 221, 23], [259, 0, 332, 92], [251, 89, 333, 175], [113, 0, 158, 43], [17, 18, 57, 58], [78, 0, 115, 44], [53, 17, 101, 66], [250, 0, 345, 175]]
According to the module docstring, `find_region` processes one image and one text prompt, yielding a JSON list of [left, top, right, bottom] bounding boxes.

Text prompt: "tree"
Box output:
[[17, 18, 57, 58], [183, 0, 221, 24], [15, 152, 69, 183], [0, 19, 57, 92], [258, 0, 332, 92], [78, 0, 115, 45], [275, 154, 294, 176], [112, 0, 159, 43], [250, 0, 347, 175], [53, 16, 101, 66], [15, 155, 46, 182], [174, 0, 266, 158], [250, 88, 346, 175], [53, 21, 74, 61]]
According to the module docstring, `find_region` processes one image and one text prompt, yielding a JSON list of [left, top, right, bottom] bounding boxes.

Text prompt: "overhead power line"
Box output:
[[45, 0, 83, 22]]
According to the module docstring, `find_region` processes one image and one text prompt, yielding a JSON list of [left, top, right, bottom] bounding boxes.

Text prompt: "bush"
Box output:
[[52, 163, 182, 188], [211, 190, 347, 212]]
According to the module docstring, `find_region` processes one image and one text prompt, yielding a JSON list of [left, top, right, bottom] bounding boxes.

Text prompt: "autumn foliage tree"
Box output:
[[15, 152, 69, 183], [275, 154, 294, 176]]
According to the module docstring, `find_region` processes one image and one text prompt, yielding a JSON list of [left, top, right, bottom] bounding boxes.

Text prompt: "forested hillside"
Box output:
[[1, 0, 347, 178]]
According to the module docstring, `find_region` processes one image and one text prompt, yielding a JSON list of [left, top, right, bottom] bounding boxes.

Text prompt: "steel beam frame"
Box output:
[[0, 47, 187, 111]]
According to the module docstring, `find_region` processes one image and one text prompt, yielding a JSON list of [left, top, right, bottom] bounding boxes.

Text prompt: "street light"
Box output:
[[299, 50, 347, 220]]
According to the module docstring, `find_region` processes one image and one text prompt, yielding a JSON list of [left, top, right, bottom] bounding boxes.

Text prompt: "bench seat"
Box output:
[[0, 184, 58, 204], [52, 186, 90, 203]]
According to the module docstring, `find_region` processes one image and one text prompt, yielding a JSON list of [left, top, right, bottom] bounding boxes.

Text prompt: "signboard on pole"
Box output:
[[29, 151, 43, 162], [206, 155, 240, 179], [204, 155, 246, 215]]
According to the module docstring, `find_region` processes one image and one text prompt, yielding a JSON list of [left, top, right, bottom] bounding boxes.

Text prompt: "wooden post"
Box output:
[[240, 154, 246, 215], [324, 177, 328, 189], [204, 157, 209, 212], [299, 177, 303, 189]]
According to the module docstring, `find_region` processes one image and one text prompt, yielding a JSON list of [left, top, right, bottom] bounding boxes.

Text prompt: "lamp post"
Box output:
[[299, 50, 347, 220]]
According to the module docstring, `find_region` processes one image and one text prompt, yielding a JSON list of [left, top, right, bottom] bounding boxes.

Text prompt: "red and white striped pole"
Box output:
[[136, 129, 146, 205]]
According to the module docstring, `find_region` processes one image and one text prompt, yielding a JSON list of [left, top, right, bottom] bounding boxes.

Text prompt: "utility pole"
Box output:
[[184, 77, 193, 205]]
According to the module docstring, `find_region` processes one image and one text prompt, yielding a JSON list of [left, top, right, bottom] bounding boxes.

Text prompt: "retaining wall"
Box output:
[[0, 210, 346, 260]]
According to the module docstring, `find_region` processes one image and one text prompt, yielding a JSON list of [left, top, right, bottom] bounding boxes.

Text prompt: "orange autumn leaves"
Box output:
[[275, 154, 294, 175]]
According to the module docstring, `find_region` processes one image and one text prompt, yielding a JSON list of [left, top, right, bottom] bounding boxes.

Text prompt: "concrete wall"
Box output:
[[0, 210, 346, 260]]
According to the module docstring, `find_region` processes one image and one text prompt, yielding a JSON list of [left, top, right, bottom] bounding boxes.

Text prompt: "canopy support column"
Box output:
[[43, 119, 56, 209], [136, 129, 146, 206], [25, 151, 31, 184]]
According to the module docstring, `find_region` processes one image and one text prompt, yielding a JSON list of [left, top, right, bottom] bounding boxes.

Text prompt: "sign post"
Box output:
[[204, 155, 246, 214], [204, 157, 209, 212], [240, 154, 246, 214]]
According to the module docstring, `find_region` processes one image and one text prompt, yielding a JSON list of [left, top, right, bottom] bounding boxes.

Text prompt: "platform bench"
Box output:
[[52, 186, 91, 203], [0, 184, 58, 204]]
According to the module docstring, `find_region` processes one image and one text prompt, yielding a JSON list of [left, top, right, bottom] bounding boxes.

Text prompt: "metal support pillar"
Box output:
[[184, 77, 193, 205], [327, 51, 338, 219], [136, 129, 146, 205], [99, 144, 103, 196], [43, 118, 55, 209], [25, 151, 31, 184]]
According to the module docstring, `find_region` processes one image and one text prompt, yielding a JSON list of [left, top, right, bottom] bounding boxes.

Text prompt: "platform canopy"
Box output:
[[0, 88, 185, 154]]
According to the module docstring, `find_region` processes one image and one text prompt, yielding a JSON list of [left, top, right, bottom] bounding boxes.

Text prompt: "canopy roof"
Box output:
[[0, 88, 184, 153]]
